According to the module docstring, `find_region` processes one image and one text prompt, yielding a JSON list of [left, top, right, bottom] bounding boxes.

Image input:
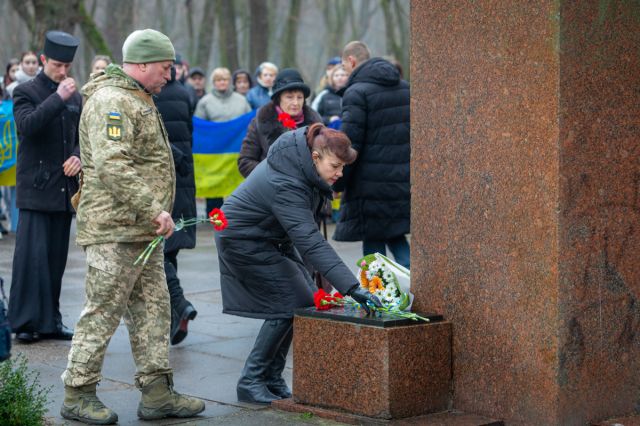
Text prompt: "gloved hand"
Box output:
[[347, 285, 383, 314]]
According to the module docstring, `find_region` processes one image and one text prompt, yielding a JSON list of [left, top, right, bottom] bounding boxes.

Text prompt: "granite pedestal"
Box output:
[[288, 307, 451, 420], [411, 1, 640, 424]]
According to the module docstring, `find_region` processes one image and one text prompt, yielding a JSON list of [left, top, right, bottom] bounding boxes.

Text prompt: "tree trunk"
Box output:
[[82, 0, 98, 76], [249, 0, 269, 71], [34, 0, 82, 44], [351, 0, 377, 40], [78, 2, 111, 57], [185, 0, 196, 62], [219, 0, 239, 71], [103, 0, 135, 64], [281, 0, 301, 69], [195, 0, 216, 69], [9, 0, 36, 42], [393, 0, 409, 80], [10, 0, 83, 51], [322, 0, 352, 56], [381, 0, 399, 57]]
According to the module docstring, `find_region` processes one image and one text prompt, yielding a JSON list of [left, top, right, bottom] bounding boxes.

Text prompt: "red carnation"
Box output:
[[313, 289, 343, 310], [278, 112, 297, 130], [208, 208, 228, 231]]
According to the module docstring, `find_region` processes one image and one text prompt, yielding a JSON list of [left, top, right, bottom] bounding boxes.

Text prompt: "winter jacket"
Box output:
[[237, 102, 321, 177], [75, 64, 175, 246], [12, 71, 81, 212], [333, 57, 410, 241], [194, 88, 251, 122], [215, 127, 358, 319], [245, 84, 271, 110], [4, 68, 38, 99], [311, 87, 342, 125], [154, 74, 197, 252]]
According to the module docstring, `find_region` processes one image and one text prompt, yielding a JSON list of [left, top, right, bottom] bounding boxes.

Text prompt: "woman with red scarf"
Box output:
[[238, 68, 321, 178]]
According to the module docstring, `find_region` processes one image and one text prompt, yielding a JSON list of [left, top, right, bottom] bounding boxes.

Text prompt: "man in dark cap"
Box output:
[[8, 30, 82, 343], [173, 53, 188, 83], [185, 66, 206, 108]]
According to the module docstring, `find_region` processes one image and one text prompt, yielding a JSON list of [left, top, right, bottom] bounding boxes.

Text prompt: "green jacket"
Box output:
[[76, 64, 176, 246]]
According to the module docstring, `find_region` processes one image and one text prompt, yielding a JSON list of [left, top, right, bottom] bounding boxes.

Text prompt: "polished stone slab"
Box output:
[[294, 306, 442, 328]]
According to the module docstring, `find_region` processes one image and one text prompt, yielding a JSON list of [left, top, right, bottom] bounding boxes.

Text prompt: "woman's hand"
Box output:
[[347, 285, 382, 314]]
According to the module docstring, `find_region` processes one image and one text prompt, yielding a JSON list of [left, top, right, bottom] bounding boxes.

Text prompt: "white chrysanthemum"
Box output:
[[383, 270, 394, 282], [366, 269, 376, 280], [368, 260, 381, 272], [385, 283, 398, 295], [382, 288, 396, 303]]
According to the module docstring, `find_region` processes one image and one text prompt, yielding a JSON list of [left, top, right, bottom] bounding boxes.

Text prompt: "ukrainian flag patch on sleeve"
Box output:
[[106, 112, 123, 141]]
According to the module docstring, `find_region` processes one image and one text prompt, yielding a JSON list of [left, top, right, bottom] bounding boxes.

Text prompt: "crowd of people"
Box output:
[[0, 28, 410, 424]]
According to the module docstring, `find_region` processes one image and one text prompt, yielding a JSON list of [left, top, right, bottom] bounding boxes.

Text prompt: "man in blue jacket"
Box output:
[[333, 41, 411, 268]]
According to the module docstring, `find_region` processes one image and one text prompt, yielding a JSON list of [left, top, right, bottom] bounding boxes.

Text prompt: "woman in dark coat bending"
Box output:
[[215, 123, 381, 404], [237, 68, 321, 178]]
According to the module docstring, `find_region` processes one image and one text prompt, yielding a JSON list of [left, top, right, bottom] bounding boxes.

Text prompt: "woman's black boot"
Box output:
[[265, 323, 293, 398], [237, 319, 291, 404]]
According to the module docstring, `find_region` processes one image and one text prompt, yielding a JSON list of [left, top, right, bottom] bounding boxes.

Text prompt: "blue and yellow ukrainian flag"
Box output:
[[0, 100, 18, 185], [192, 110, 256, 198]]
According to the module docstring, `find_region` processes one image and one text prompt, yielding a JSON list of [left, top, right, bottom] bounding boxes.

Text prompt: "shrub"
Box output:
[[0, 353, 51, 426]]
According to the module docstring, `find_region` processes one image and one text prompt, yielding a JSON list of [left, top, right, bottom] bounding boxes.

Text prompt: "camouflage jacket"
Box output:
[[76, 64, 175, 246]]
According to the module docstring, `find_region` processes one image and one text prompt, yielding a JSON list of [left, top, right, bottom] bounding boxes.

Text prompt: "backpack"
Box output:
[[0, 277, 11, 362]]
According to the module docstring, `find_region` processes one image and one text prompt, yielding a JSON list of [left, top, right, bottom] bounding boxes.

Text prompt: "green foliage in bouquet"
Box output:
[[0, 354, 51, 426]]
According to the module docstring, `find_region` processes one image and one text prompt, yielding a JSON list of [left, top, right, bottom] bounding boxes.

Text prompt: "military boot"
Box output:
[[137, 374, 205, 420], [60, 383, 118, 425]]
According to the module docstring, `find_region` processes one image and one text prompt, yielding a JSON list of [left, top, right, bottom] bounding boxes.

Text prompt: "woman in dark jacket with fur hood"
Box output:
[[237, 68, 321, 178], [216, 123, 381, 404]]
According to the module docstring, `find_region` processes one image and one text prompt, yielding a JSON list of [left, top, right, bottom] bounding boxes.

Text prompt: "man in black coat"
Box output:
[[9, 31, 82, 342], [154, 67, 198, 345], [333, 41, 411, 268]]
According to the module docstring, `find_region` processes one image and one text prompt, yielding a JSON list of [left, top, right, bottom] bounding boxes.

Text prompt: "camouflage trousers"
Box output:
[[61, 241, 172, 388]]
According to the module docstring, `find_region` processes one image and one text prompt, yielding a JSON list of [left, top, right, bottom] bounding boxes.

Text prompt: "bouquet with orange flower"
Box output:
[[357, 253, 413, 311], [134, 208, 228, 266], [313, 253, 426, 321], [312, 287, 428, 322]]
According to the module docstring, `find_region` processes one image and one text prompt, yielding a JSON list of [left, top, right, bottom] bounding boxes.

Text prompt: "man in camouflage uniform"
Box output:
[[60, 29, 205, 424]]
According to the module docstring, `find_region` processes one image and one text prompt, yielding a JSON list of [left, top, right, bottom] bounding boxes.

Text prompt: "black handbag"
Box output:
[[0, 277, 11, 362]]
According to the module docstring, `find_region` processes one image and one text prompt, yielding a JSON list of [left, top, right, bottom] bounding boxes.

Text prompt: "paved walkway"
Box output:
[[0, 216, 361, 425]]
